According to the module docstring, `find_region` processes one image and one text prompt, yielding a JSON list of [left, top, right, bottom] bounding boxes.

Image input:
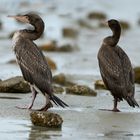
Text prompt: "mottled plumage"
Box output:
[[9, 13, 68, 111], [98, 19, 139, 111]]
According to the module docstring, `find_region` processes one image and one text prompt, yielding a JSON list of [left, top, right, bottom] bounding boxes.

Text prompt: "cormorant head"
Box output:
[[8, 12, 43, 25], [108, 19, 121, 31]]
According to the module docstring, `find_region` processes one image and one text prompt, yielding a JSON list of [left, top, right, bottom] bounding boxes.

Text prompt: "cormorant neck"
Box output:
[[103, 26, 121, 46], [20, 19, 44, 40], [111, 26, 121, 44]]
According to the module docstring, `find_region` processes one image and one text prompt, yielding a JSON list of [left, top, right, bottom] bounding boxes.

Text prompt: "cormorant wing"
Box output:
[[117, 46, 135, 94], [14, 37, 53, 94], [98, 45, 134, 96]]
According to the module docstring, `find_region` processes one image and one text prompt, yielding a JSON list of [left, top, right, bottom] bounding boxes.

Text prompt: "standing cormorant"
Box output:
[[98, 19, 139, 112], [8, 13, 68, 111]]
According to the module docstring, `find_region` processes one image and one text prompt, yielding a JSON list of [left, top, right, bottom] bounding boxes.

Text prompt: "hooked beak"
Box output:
[[8, 15, 29, 23]]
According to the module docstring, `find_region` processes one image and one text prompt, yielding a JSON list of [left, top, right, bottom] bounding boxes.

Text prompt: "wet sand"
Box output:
[[0, 0, 140, 139], [0, 90, 140, 140]]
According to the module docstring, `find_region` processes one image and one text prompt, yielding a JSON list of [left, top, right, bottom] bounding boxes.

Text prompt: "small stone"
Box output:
[[62, 27, 78, 38], [0, 20, 2, 30], [7, 59, 16, 64], [87, 11, 107, 20], [119, 20, 130, 30], [66, 85, 97, 96], [53, 73, 75, 86], [46, 57, 57, 70], [0, 76, 30, 93], [94, 80, 106, 90], [77, 19, 93, 29], [57, 44, 73, 52], [53, 85, 64, 94], [134, 67, 140, 84], [30, 111, 63, 128], [53, 73, 66, 85], [39, 40, 57, 51]]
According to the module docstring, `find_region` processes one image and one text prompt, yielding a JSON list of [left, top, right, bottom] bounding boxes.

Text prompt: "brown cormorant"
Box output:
[[98, 19, 139, 112], [8, 13, 68, 111]]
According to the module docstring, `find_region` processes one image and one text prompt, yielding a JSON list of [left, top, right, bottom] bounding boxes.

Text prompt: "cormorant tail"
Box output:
[[51, 95, 69, 108], [126, 96, 139, 108]]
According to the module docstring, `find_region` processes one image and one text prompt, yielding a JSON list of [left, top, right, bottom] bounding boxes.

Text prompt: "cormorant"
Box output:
[[98, 19, 139, 112], [8, 13, 68, 111]]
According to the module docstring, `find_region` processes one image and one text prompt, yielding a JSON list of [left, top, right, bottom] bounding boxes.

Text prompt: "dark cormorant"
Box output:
[[98, 19, 139, 112], [8, 13, 68, 111]]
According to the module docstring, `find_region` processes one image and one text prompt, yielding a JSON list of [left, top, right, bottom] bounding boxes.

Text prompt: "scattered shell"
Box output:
[[66, 85, 97, 96], [94, 80, 106, 90], [30, 111, 63, 128], [0, 76, 30, 93]]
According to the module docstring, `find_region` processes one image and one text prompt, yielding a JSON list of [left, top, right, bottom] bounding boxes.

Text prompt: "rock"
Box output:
[[138, 19, 140, 26], [94, 80, 106, 90], [53, 73, 75, 86], [0, 20, 2, 30], [53, 73, 66, 85], [40, 41, 74, 52], [53, 85, 64, 94], [119, 20, 130, 30], [7, 59, 16, 64], [62, 27, 78, 38], [0, 76, 30, 93], [39, 40, 57, 51], [19, 1, 30, 7], [134, 67, 140, 84], [46, 57, 57, 70], [30, 111, 63, 128], [77, 19, 93, 29], [57, 44, 73, 52], [66, 85, 97, 96], [87, 11, 107, 20]]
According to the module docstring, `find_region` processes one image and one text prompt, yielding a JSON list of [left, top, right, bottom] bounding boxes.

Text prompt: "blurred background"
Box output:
[[1, 0, 140, 139], [0, 0, 140, 83]]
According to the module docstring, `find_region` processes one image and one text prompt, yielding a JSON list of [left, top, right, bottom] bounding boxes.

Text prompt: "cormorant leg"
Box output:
[[99, 98, 120, 112], [16, 86, 38, 109], [34, 94, 53, 111], [112, 98, 120, 112], [27, 87, 38, 109]]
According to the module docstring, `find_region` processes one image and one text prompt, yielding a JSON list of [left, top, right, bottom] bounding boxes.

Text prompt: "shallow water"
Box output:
[[0, 0, 140, 139]]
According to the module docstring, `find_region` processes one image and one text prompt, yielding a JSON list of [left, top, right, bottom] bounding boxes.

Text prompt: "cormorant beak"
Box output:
[[100, 21, 108, 27], [8, 15, 29, 23]]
